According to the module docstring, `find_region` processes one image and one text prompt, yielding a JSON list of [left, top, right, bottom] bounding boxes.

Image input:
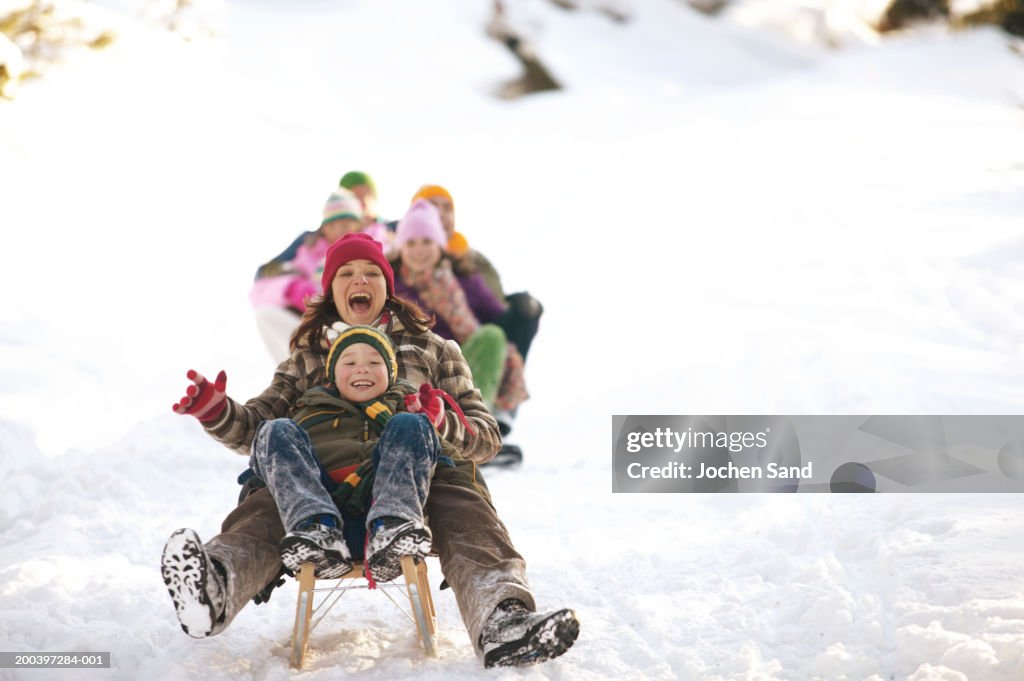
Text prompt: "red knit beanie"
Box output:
[[321, 232, 395, 297]]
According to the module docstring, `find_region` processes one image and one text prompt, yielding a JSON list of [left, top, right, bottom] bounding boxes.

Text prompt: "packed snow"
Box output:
[[1, 0, 1023, 679]]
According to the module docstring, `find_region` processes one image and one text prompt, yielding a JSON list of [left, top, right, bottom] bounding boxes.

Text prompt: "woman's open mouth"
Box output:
[[348, 292, 372, 314]]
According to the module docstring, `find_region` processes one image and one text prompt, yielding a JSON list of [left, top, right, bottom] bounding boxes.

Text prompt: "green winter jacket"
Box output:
[[290, 382, 489, 511], [290, 382, 458, 475]]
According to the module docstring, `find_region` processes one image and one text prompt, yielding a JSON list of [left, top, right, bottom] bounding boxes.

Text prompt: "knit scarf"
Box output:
[[328, 398, 395, 522], [331, 459, 375, 517], [400, 259, 479, 344], [358, 398, 394, 435]]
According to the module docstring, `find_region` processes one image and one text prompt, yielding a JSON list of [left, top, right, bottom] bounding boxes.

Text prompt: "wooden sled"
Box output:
[[289, 556, 438, 669]]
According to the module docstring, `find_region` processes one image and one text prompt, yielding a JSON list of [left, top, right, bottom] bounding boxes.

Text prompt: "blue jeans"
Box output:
[[367, 412, 440, 525], [249, 414, 440, 537]]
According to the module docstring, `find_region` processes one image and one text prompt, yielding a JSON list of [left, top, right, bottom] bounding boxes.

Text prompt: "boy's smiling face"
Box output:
[[334, 343, 389, 402]]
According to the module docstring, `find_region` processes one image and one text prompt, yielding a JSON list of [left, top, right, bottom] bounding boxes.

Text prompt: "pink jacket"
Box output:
[[249, 237, 329, 309], [250, 225, 389, 310]]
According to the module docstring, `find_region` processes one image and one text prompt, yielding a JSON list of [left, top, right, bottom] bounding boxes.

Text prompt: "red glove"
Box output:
[[405, 383, 445, 429], [285, 278, 317, 312], [172, 370, 228, 423], [405, 383, 478, 436]]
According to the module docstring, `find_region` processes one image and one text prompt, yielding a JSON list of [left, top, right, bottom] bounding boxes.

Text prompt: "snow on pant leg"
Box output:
[[204, 488, 285, 635], [366, 413, 440, 525], [253, 306, 301, 365], [460, 324, 508, 409], [249, 418, 339, 531], [425, 470, 535, 654]]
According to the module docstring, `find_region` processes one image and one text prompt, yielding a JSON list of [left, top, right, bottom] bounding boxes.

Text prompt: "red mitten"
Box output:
[[404, 383, 478, 435], [172, 370, 228, 423], [284, 278, 317, 312], [405, 383, 445, 428], [418, 383, 445, 428]]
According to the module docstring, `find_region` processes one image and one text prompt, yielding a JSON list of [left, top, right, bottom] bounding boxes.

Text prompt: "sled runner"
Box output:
[[290, 556, 438, 668]]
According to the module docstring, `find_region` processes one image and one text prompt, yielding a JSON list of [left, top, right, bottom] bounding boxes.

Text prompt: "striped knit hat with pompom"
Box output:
[[321, 187, 364, 229]]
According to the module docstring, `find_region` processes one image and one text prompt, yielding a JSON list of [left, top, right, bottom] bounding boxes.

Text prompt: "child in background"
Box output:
[[251, 183, 391, 364], [251, 188, 364, 313], [408, 184, 543, 458], [390, 201, 528, 442]]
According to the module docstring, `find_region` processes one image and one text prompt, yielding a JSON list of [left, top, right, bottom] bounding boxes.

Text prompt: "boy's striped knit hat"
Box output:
[[322, 187, 364, 229], [326, 325, 398, 389]]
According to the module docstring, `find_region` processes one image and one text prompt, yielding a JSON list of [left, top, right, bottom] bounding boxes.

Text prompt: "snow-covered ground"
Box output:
[[1, 1, 1023, 679]]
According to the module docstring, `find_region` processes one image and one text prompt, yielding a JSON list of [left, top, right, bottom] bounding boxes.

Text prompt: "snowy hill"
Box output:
[[2, 1, 1024, 679]]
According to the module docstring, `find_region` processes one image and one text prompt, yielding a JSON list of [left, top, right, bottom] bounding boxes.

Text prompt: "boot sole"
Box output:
[[160, 529, 222, 638], [483, 608, 580, 668], [367, 526, 431, 583], [279, 535, 353, 579]]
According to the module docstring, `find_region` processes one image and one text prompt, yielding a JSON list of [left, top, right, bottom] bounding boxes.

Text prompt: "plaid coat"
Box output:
[[202, 316, 501, 463]]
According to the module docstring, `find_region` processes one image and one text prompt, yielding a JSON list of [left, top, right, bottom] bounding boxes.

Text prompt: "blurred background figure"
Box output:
[[408, 184, 544, 464], [390, 199, 530, 465], [339, 170, 391, 247], [251, 185, 372, 363], [410, 184, 543, 360], [339, 170, 378, 225], [411, 184, 502, 299]]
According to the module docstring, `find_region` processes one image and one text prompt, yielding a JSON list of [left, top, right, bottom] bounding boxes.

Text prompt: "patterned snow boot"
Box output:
[[279, 516, 353, 579], [161, 528, 227, 638], [480, 598, 579, 668], [366, 516, 432, 583]]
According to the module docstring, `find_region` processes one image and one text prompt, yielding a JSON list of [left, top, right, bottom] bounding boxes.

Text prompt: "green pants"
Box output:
[[461, 324, 508, 409]]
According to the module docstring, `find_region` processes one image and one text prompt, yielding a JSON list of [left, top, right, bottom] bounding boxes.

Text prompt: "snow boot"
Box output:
[[482, 443, 523, 468], [493, 408, 515, 437], [279, 517, 352, 579], [366, 516, 432, 583], [161, 528, 227, 638], [480, 599, 579, 668]]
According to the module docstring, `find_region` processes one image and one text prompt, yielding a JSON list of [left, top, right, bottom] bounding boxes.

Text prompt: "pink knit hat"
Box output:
[[394, 199, 447, 249]]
